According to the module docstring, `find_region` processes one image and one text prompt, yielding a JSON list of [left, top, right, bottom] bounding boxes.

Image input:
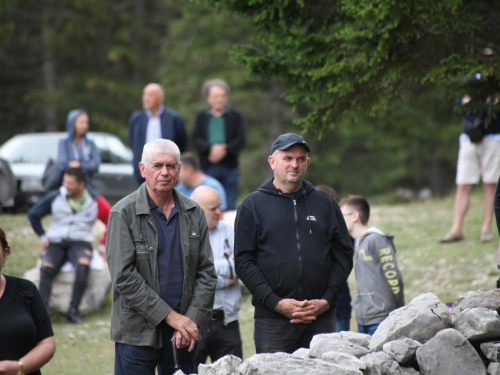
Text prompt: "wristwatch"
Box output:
[[18, 361, 24, 375]]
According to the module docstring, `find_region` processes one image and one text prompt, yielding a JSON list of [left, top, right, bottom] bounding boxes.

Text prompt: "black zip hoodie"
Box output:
[[234, 179, 354, 319]]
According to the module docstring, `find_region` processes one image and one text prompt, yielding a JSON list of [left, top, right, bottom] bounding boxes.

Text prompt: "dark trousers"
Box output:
[[115, 323, 198, 375], [254, 310, 335, 354], [38, 240, 92, 312], [195, 319, 242, 366], [203, 164, 239, 210]]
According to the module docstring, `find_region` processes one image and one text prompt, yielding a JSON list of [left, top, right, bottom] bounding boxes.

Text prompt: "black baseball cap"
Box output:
[[270, 133, 311, 155]]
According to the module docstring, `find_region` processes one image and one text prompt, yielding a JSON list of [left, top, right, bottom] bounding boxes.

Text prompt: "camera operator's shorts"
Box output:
[[456, 138, 500, 184]]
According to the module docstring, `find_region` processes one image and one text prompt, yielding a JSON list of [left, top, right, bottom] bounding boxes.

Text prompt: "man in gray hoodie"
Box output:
[[340, 195, 404, 335], [28, 167, 98, 324]]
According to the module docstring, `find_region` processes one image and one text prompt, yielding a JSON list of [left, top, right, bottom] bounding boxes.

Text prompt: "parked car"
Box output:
[[0, 157, 16, 210], [0, 132, 137, 210]]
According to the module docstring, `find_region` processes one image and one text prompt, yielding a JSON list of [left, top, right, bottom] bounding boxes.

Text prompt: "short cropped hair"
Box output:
[[340, 195, 370, 225], [315, 185, 340, 203], [65, 167, 88, 184], [142, 139, 180, 166], [202, 79, 230, 99], [180, 152, 201, 171]]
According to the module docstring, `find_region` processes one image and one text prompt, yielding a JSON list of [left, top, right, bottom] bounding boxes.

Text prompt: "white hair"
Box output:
[[141, 139, 180, 166]]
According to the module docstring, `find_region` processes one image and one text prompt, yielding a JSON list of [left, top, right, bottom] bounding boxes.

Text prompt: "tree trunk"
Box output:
[[132, 0, 145, 86], [265, 83, 286, 180], [42, 0, 57, 132]]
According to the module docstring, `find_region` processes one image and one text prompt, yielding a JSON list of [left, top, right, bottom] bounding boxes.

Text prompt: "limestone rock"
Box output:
[[401, 367, 421, 375], [291, 348, 310, 358], [383, 338, 422, 364], [451, 289, 500, 318], [198, 355, 242, 375], [488, 362, 500, 375], [237, 353, 362, 375], [370, 293, 451, 351], [360, 351, 407, 375], [452, 308, 500, 341], [338, 331, 372, 349], [24, 255, 111, 314], [481, 341, 500, 362], [415, 328, 487, 375], [322, 351, 367, 370], [309, 333, 369, 358]]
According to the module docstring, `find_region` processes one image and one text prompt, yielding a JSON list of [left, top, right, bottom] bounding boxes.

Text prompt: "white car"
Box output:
[[0, 132, 137, 210]]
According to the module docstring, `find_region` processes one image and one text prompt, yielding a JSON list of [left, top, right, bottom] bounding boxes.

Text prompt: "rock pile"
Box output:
[[192, 289, 500, 375]]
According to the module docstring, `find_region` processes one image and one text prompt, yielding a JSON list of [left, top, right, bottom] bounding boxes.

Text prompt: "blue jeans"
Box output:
[[335, 318, 351, 332], [254, 310, 335, 354], [358, 323, 379, 336], [114, 323, 197, 375], [203, 164, 239, 210]]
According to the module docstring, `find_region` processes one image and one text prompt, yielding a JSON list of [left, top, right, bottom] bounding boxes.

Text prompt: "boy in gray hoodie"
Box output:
[[340, 195, 404, 335]]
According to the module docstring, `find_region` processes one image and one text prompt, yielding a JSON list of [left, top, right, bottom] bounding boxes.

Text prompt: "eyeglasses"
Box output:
[[342, 212, 354, 216]]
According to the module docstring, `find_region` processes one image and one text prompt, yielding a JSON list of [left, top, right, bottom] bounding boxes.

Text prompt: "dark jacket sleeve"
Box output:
[[173, 113, 188, 153], [322, 204, 354, 309], [225, 109, 246, 156], [28, 190, 59, 237], [235, 203, 281, 311], [495, 175, 500, 236], [128, 111, 144, 184], [192, 111, 211, 154]]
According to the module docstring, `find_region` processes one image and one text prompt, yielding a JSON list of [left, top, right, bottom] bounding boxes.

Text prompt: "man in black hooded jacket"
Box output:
[[234, 133, 354, 354]]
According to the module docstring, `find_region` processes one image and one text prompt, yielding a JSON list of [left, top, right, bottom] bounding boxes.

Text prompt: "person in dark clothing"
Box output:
[[129, 83, 188, 185], [315, 185, 352, 332], [0, 225, 56, 375], [234, 133, 354, 354], [192, 79, 246, 210]]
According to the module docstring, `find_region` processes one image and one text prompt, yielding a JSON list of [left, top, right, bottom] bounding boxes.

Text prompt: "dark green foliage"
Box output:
[[205, 0, 500, 134]]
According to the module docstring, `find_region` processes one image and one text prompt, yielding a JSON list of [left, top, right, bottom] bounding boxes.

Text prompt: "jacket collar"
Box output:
[[135, 183, 197, 214]]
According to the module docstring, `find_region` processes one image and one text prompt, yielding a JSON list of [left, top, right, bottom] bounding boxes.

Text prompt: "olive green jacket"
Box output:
[[106, 184, 216, 348]]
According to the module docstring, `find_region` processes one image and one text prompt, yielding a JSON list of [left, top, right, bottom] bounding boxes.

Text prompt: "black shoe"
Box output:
[[496, 277, 500, 289], [66, 307, 83, 324]]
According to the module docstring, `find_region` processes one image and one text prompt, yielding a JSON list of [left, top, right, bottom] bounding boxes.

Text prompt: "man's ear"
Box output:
[[352, 211, 361, 224], [139, 162, 145, 177], [268, 155, 275, 170]]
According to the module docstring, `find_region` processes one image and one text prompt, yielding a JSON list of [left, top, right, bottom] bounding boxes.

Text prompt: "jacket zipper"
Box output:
[[293, 200, 304, 298]]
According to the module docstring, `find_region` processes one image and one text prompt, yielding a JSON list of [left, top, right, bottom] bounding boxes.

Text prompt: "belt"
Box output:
[[211, 309, 224, 321]]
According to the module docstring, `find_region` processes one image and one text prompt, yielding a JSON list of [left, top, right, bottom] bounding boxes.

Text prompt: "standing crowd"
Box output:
[[0, 77, 499, 375]]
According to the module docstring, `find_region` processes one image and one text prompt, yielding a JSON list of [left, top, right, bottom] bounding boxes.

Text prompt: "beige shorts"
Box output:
[[456, 138, 500, 184]]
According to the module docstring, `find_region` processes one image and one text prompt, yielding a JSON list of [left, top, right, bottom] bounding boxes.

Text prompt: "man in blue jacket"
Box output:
[[234, 133, 354, 354], [129, 83, 188, 185]]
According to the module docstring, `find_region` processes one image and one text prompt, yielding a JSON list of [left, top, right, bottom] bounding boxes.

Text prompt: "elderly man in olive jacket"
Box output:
[[107, 138, 217, 375]]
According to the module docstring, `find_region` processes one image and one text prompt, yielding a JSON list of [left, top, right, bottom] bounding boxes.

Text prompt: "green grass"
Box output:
[[1, 188, 499, 373]]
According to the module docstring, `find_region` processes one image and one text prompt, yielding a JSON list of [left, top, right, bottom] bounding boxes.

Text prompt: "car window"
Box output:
[[102, 136, 132, 164], [90, 136, 113, 163], [0, 137, 59, 163]]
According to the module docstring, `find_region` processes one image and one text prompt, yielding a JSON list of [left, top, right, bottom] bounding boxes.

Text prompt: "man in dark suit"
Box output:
[[129, 83, 188, 185]]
